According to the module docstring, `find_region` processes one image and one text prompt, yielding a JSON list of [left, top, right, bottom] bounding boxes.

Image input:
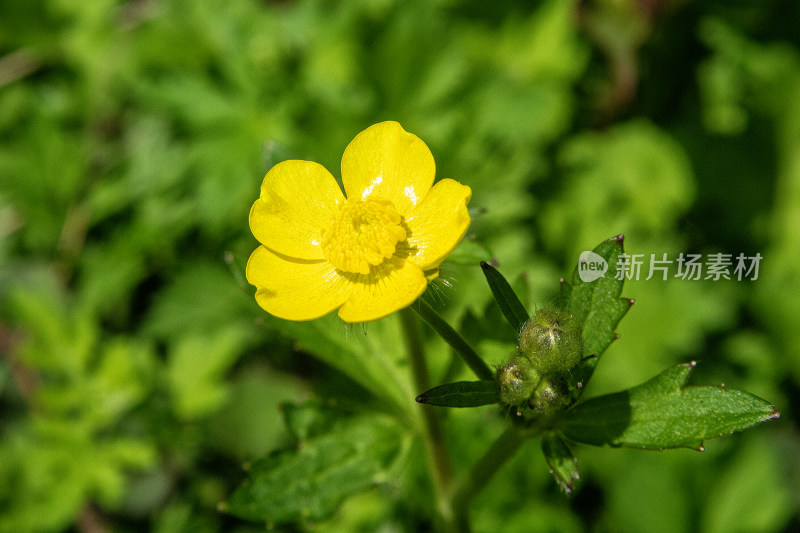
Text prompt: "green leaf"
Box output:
[[480, 261, 530, 333], [559, 235, 631, 392], [281, 402, 340, 442], [416, 381, 499, 408], [142, 262, 258, 341], [270, 314, 414, 416], [559, 362, 780, 449], [225, 413, 404, 525], [167, 327, 250, 420], [411, 299, 494, 381], [541, 433, 579, 494]]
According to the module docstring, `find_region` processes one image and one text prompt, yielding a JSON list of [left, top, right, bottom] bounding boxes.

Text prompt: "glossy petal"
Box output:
[[404, 179, 472, 270], [341, 122, 435, 216], [246, 246, 351, 321], [250, 160, 344, 260], [337, 259, 427, 322]]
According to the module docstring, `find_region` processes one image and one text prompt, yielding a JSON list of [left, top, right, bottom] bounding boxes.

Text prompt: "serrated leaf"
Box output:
[[559, 363, 780, 449], [559, 235, 631, 392], [415, 381, 499, 408], [225, 414, 404, 525], [480, 261, 530, 333], [541, 433, 579, 493]]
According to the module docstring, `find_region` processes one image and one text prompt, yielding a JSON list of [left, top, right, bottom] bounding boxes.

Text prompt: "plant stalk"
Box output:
[[451, 426, 526, 531], [399, 307, 454, 528]]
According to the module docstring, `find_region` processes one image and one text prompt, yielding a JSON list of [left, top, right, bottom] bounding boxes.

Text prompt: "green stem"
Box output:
[[451, 427, 526, 531], [399, 308, 454, 528], [411, 299, 494, 381]]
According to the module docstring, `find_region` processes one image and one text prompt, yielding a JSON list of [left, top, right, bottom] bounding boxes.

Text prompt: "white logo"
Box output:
[[578, 251, 607, 282]]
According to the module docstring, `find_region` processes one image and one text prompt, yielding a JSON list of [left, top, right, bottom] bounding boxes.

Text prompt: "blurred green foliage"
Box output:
[[1, 0, 798, 531]]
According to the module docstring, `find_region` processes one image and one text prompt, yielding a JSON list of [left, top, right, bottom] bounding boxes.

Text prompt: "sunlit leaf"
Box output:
[[559, 235, 631, 394], [559, 363, 780, 449]]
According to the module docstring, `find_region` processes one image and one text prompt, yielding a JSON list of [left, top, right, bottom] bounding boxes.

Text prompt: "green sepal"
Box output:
[[223, 412, 404, 524], [559, 235, 631, 395], [480, 261, 530, 333], [416, 380, 499, 408], [558, 362, 780, 450], [541, 433, 580, 494]]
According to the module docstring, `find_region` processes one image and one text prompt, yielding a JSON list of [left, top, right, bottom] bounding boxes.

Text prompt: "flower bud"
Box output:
[[518, 308, 582, 375], [496, 355, 540, 407], [529, 375, 571, 414]]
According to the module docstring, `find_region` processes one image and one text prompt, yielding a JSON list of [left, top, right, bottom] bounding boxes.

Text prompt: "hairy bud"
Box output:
[[529, 375, 571, 414], [518, 308, 582, 375], [497, 355, 540, 407]]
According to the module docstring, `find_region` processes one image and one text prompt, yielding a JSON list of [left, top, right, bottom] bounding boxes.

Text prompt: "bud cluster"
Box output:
[[497, 307, 583, 415]]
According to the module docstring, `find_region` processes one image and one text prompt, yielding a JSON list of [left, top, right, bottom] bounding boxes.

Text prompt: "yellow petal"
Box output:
[[246, 246, 351, 321], [250, 160, 344, 260], [337, 259, 427, 322], [341, 122, 435, 216], [403, 179, 472, 270]]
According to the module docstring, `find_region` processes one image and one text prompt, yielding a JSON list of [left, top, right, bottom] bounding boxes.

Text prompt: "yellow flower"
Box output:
[[246, 121, 472, 322]]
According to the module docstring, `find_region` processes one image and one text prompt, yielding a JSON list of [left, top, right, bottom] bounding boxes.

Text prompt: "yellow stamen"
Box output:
[[321, 196, 407, 274]]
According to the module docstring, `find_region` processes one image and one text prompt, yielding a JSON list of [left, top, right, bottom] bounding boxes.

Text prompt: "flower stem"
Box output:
[[410, 299, 494, 381], [451, 426, 526, 531], [399, 307, 454, 528]]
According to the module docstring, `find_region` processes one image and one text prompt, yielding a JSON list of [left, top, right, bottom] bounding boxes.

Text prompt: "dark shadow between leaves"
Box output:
[[559, 390, 632, 447]]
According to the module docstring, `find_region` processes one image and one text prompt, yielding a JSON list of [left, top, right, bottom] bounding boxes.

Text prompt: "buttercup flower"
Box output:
[[246, 121, 472, 322]]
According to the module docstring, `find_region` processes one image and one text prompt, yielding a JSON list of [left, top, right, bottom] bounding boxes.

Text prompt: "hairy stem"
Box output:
[[399, 307, 454, 529]]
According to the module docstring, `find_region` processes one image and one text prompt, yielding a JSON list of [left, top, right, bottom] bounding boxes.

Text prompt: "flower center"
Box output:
[[322, 196, 407, 274]]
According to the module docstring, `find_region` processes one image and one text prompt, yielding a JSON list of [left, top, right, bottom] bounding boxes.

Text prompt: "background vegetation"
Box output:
[[1, 0, 798, 531]]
